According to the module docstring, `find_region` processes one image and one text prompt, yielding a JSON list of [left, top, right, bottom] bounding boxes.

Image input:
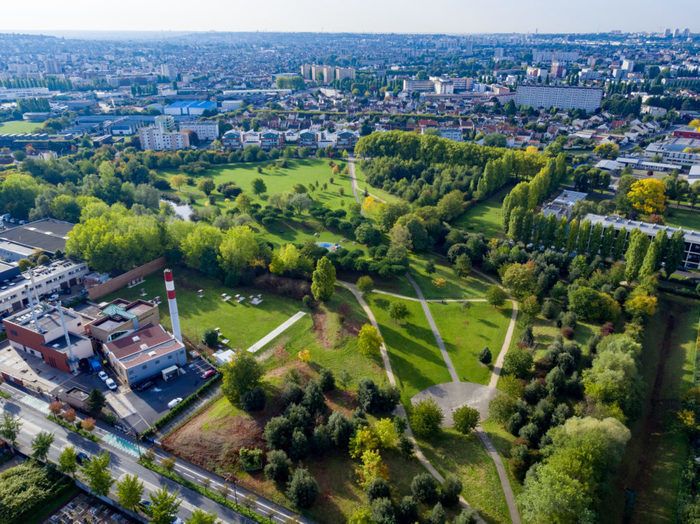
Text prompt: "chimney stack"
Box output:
[[163, 269, 182, 342]]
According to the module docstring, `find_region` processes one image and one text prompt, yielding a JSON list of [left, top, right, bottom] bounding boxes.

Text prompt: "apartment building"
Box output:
[[138, 126, 190, 151], [515, 85, 603, 112], [179, 121, 220, 141]]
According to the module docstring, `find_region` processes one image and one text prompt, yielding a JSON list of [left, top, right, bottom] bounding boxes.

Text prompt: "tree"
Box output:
[[222, 353, 263, 406], [197, 178, 216, 196], [187, 509, 219, 524], [286, 468, 319, 508], [252, 177, 267, 195], [358, 324, 382, 358], [0, 413, 22, 450], [182, 223, 224, 277], [664, 230, 685, 277], [218, 226, 262, 283], [521, 295, 540, 318], [501, 262, 537, 299], [311, 256, 336, 302], [486, 285, 507, 307], [149, 487, 181, 524], [389, 302, 410, 323], [411, 473, 440, 504], [410, 399, 443, 437], [81, 452, 114, 497], [356, 276, 374, 295], [453, 406, 479, 434], [593, 142, 620, 159], [0, 173, 41, 219], [264, 450, 292, 483], [116, 474, 144, 511], [453, 254, 472, 278], [479, 347, 492, 365], [627, 178, 666, 215], [503, 349, 533, 379], [170, 174, 187, 191], [31, 432, 54, 462], [370, 497, 395, 524], [202, 329, 219, 348], [87, 388, 106, 414], [58, 446, 78, 477], [441, 476, 463, 506]]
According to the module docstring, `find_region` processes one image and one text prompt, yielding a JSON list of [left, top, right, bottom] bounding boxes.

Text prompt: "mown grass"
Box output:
[[367, 294, 451, 400], [0, 120, 41, 133], [103, 267, 301, 350], [664, 206, 700, 231], [454, 188, 510, 240], [417, 429, 511, 524], [430, 302, 513, 384], [410, 256, 491, 300]]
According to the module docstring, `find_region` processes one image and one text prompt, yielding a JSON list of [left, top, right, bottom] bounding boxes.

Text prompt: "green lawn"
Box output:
[[102, 267, 302, 350], [368, 294, 451, 400], [664, 207, 700, 231], [410, 256, 491, 300], [454, 188, 510, 239], [352, 163, 403, 205], [417, 430, 511, 524], [0, 119, 41, 134], [254, 217, 367, 252], [430, 302, 513, 384], [161, 159, 358, 212]]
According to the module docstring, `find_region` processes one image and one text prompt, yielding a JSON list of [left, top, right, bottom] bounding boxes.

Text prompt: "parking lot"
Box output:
[[0, 339, 216, 435], [123, 356, 217, 434]]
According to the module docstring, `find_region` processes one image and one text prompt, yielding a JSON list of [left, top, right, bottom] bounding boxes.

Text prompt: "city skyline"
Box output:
[[3, 0, 699, 35]]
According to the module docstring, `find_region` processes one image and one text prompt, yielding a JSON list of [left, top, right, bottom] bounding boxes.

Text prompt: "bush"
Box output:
[[318, 369, 335, 392], [370, 497, 396, 524], [428, 502, 447, 524], [542, 299, 559, 320], [503, 349, 533, 379], [202, 329, 219, 348], [241, 386, 266, 411], [238, 447, 263, 471], [327, 412, 354, 448], [264, 450, 291, 483], [453, 405, 479, 434], [286, 468, 319, 508], [440, 475, 462, 506], [561, 326, 575, 340], [357, 379, 399, 414], [395, 496, 418, 524], [264, 416, 293, 450], [280, 383, 304, 407], [356, 275, 374, 294], [479, 347, 492, 365], [560, 311, 578, 329], [486, 285, 507, 307], [454, 508, 479, 524], [411, 473, 439, 504], [365, 477, 391, 501], [410, 399, 443, 437]]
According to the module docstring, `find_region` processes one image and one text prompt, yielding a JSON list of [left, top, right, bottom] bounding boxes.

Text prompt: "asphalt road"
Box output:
[[0, 384, 307, 524]]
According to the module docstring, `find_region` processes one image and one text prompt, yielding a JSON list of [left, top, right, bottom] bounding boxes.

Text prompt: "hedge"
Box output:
[[47, 414, 100, 442]]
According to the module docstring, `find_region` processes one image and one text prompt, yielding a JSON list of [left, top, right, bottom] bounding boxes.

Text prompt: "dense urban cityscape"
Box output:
[[0, 4, 699, 524]]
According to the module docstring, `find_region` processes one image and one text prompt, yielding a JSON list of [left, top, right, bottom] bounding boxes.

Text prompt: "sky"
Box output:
[[3, 0, 699, 35]]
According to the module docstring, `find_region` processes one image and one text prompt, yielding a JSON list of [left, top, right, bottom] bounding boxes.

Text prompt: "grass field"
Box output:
[[352, 163, 403, 205], [603, 295, 699, 523], [664, 207, 700, 231], [454, 188, 510, 239], [103, 267, 302, 350], [417, 429, 510, 524], [0, 119, 41, 134], [430, 302, 513, 384], [410, 256, 491, 300], [161, 159, 358, 212], [367, 294, 451, 400]]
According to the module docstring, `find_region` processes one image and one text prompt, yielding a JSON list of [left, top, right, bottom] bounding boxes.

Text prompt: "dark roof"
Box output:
[[0, 219, 75, 253]]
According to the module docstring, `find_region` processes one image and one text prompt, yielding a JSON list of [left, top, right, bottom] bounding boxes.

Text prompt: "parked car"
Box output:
[[76, 451, 90, 465], [98, 371, 108, 381], [133, 380, 155, 392], [201, 369, 217, 380], [105, 378, 118, 391], [139, 499, 152, 512], [167, 397, 183, 409]]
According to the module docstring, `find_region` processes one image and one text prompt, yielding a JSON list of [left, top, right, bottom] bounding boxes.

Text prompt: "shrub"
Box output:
[[365, 477, 391, 501], [241, 386, 266, 411], [486, 285, 507, 307], [202, 329, 219, 348], [370, 497, 396, 524], [264, 416, 293, 450], [560, 311, 578, 329], [280, 383, 304, 407], [428, 502, 447, 524], [454, 508, 479, 524], [479, 347, 492, 365], [410, 473, 439, 504], [289, 428, 310, 460], [318, 368, 335, 392], [395, 496, 418, 524], [357, 275, 374, 294], [453, 405, 479, 434], [327, 412, 354, 448], [561, 326, 575, 340], [264, 450, 291, 483], [80, 418, 96, 431], [542, 299, 559, 320], [410, 399, 443, 437], [238, 447, 263, 471], [440, 475, 463, 506], [286, 468, 319, 508], [503, 349, 533, 379]]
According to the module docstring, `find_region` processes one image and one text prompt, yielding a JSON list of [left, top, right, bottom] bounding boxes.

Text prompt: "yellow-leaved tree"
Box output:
[[627, 178, 666, 215]]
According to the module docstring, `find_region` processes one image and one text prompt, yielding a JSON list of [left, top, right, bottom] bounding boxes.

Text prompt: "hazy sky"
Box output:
[[3, 0, 699, 34]]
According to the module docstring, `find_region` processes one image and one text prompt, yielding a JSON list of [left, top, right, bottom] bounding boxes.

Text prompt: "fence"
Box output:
[[87, 258, 166, 300]]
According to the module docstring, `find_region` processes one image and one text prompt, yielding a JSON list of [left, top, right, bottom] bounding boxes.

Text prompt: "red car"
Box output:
[[201, 369, 217, 379]]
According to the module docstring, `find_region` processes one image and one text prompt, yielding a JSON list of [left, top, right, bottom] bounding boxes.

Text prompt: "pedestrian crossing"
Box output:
[[102, 432, 144, 458], [19, 394, 50, 415]]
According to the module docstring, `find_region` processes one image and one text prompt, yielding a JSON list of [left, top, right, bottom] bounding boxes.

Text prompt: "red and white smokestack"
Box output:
[[163, 269, 182, 342]]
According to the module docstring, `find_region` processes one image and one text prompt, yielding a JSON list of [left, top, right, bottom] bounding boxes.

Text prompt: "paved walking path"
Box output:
[[348, 157, 387, 206], [489, 300, 519, 389], [372, 288, 488, 303], [247, 311, 306, 353], [406, 272, 460, 383], [477, 428, 522, 524]]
